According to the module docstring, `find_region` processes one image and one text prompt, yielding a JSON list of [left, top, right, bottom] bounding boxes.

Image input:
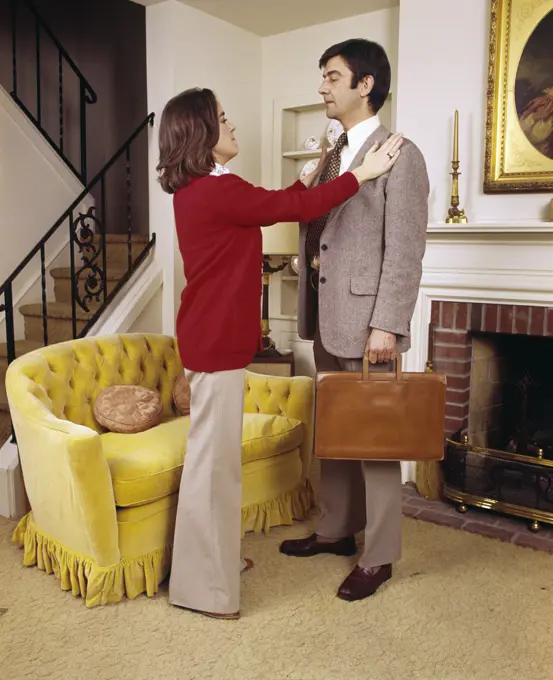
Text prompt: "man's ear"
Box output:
[[359, 75, 375, 97]]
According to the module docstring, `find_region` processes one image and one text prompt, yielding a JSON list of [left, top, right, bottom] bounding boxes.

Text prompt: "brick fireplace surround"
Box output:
[[404, 300, 553, 553]]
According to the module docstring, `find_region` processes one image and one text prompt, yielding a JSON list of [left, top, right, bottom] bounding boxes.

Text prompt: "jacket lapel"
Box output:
[[323, 125, 391, 230], [346, 124, 390, 173]]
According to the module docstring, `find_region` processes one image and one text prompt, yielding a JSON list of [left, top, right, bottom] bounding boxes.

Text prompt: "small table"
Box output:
[[247, 351, 295, 377]]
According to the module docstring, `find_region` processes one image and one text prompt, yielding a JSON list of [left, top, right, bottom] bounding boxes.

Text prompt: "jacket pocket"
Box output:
[[350, 276, 379, 296]]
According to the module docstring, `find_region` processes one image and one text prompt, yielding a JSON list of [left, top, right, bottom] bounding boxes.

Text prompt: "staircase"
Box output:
[[0, 1, 156, 445]]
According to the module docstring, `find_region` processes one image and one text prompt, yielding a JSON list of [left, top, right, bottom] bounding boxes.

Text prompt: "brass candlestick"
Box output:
[[446, 110, 468, 224]]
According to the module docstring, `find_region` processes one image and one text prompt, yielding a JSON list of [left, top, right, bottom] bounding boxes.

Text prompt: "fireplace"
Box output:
[[469, 333, 553, 455], [429, 301, 553, 530]]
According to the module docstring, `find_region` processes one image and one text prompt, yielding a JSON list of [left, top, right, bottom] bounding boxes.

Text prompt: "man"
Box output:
[[280, 39, 429, 601]]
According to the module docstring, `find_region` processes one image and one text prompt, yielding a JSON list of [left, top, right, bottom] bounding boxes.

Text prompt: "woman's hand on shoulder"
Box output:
[[352, 133, 403, 185]]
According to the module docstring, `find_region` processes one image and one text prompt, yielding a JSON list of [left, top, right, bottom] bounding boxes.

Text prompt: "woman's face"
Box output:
[[213, 102, 238, 165]]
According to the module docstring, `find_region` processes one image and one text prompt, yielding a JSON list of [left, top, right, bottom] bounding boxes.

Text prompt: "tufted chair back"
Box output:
[[13, 334, 184, 433], [243, 370, 314, 480]]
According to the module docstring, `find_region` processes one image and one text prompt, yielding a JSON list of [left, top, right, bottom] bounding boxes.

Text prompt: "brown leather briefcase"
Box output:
[[314, 355, 446, 461]]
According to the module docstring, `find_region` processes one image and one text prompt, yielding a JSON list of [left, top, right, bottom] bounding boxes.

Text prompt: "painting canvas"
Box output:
[[484, 0, 553, 193]]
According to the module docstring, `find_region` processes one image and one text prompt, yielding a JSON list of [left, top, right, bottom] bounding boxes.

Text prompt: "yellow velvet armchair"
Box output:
[[6, 333, 314, 607]]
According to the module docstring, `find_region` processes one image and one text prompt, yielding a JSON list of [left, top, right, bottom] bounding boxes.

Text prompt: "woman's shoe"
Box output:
[[241, 557, 254, 573], [197, 609, 240, 620], [180, 606, 240, 620]]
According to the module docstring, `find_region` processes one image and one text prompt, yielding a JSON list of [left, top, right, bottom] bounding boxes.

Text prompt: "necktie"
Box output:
[[305, 132, 349, 263]]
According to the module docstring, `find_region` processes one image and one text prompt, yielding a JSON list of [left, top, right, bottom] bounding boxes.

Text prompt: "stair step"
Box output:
[[50, 266, 127, 281], [19, 302, 95, 321], [86, 235, 151, 268], [0, 383, 8, 413], [0, 383, 13, 445], [50, 265, 134, 304], [19, 302, 93, 344], [0, 411, 12, 442], [93, 233, 149, 244], [0, 339, 43, 361]]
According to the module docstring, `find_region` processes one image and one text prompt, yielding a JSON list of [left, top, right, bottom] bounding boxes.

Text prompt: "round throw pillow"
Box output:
[[94, 385, 163, 434], [173, 372, 191, 416]]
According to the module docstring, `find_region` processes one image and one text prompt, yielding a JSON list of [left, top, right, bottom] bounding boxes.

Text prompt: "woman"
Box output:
[[156, 87, 402, 620]]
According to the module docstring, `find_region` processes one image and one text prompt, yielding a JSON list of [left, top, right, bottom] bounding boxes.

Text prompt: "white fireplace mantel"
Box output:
[[405, 221, 553, 375], [427, 220, 553, 234]]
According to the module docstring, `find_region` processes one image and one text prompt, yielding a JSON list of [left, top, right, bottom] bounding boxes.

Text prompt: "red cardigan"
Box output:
[[173, 172, 359, 372]]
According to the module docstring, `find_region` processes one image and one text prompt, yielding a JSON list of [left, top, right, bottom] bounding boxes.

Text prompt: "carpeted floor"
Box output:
[[1, 514, 553, 680]]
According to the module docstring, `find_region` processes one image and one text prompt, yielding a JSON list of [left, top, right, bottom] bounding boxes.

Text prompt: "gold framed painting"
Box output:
[[484, 0, 553, 193]]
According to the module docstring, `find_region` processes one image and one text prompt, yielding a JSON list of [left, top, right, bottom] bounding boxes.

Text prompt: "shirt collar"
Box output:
[[346, 115, 381, 153], [210, 162, 230, 177]]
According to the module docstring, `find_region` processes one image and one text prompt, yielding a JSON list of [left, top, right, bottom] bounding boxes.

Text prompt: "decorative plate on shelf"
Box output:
[[304, 136, 321, 151], [299, 159, 318, 181], [326, 119, 344, 147]]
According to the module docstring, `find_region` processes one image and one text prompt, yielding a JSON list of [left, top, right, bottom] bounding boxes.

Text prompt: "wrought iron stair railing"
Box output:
[[10, 0, 98, 183], [0, 112, 156, 368]]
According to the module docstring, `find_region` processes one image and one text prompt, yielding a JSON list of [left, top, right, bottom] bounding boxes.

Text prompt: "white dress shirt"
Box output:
[[210, 162, 230, 177], [339, 115, 381, 175]]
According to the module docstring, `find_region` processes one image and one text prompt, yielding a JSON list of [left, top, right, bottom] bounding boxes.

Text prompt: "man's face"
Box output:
[[318, 55, 373, 124]]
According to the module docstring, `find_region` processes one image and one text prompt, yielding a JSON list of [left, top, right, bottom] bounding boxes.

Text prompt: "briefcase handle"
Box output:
[[362, 352, 403, 381]]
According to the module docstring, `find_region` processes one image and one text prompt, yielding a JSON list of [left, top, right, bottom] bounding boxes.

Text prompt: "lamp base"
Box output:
[[255, 335, 282, 358], [257, 255, 290, 360]]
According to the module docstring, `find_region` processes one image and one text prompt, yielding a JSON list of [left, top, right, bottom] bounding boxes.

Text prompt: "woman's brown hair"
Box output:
[[156, 87, 219, 194]]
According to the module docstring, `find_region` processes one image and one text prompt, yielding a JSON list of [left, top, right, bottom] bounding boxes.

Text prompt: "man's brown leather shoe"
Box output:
[[279, 533, 357, 558], [337, 564, 392, 601]]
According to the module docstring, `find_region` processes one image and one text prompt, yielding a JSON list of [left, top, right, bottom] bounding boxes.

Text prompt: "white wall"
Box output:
[[261, 8, 399, 187], [128, 285, 163, 333], [396, 0, 551, 224], [146, 0, 262, 333], [0, 86, 87, 308]]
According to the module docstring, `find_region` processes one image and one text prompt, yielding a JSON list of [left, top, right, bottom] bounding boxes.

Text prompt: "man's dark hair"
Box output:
[[319, 39, 391, 113], [156, 88, 219, 194]]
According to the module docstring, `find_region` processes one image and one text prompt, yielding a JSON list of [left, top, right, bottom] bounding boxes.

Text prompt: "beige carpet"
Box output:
[[1, 514, 553, 680]]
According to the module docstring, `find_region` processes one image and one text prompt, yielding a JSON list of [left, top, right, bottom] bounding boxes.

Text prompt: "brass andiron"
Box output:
[[425, 322, 434, 372], [446, 110, 468, 224]]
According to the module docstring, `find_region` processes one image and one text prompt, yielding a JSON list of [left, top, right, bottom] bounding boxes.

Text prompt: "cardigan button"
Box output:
[[321, 244, 328, 251], [320, 276, 327, 284]]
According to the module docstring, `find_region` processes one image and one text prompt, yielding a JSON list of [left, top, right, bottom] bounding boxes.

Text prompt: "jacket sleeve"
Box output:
[[369, 142, 429, 338], [212, 173, 358, 227]]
